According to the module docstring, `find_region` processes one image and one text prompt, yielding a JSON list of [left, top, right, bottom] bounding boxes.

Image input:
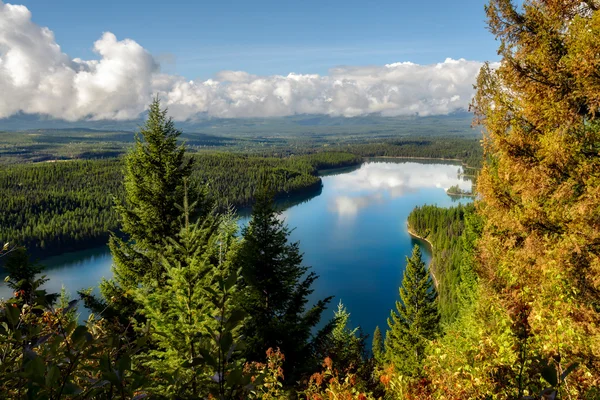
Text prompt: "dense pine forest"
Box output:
[[0, 152, 359, 257], [1, 0, 600, 398], [335, 139, 483, 170], [407, 204, 480, 323], [0, 160, 123, 256]]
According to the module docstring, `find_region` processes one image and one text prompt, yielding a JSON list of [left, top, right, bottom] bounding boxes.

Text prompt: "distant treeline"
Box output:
[[248, 138, 483, 170], [337, 138, 483, 169], [0, 151, 360, 258]]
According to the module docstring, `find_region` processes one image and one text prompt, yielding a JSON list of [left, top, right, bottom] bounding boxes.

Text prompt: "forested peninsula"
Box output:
[[0, 152, 359, 257]]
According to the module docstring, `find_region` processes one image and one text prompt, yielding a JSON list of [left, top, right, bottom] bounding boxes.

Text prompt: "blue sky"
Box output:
[[19, 0, 498, 80]]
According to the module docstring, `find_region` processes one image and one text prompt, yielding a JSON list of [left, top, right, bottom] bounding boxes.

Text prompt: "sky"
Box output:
[[18, 0, 499, 79], [0, 0, 500, 121]]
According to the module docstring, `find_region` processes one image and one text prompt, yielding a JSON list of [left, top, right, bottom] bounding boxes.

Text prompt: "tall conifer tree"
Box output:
[[86, 98, 193, 321], [136, 211, 246, 398], [110, 97, 192, 286], [372, 326, 383, 363], [325, 301, 367, 373], [385, 245, 440, 376], [238, 189, 332, 379]]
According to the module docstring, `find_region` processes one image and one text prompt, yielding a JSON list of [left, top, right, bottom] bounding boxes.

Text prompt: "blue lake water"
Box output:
[[0, 159, 472, 338]]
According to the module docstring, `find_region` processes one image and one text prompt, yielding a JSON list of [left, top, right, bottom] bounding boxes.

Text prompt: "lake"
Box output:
[[0, 159, 472, 339]]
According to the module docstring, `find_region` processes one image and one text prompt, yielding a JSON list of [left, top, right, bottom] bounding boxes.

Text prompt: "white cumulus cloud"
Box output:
[[0, 0, 486, 121]]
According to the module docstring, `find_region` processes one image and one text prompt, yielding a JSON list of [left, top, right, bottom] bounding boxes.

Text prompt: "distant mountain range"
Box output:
[[0, 111, 477, 137]]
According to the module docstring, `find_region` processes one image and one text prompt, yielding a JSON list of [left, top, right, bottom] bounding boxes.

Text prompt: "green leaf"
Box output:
[[117, 354, 131, 377], [23, 356, 45, 384], [198, 348, 218, 369], [225, 270, 237, 291], [45, 365, 60, 388], [226, 368, 243, 385], [70, 325, 90, 346], [99, 354, 111, 373], [62, 382, 83, 395], [205, 325, 217, 341], [541, 363, 558, 387], [225, 309, 246, 330], [102, 371, 120, 385], [220, 331, 233, 355], [560, 362, 579, 382], [5, 304, 19, 327]]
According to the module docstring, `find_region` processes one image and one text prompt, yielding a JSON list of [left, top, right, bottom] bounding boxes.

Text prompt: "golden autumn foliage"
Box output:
[[470, 0, 600, 397], [301, 357, 375, 400], [394, 1, 600, 399]]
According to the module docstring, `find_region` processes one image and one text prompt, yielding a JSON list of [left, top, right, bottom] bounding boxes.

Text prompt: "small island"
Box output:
[[446, 184, 475, 197]]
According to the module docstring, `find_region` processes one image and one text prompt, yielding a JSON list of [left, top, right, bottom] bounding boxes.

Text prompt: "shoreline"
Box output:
[[406, 224, 439, 288], [369, 155, 463, 162], [446, 192, 476, 198], [366, 155, 478, 171]]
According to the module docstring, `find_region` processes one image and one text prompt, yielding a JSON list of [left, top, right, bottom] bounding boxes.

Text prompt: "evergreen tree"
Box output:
[[309, 301, 373, 395], [4, 247, 57, 308], [83, 98, 193, 322], [238, 189, 332, 380], [326, 301, 367, 374], [385, 245, 440, 376], [136, 212, 247, 398], [372, 326, 383, 363], [109, 97, 192, 287]]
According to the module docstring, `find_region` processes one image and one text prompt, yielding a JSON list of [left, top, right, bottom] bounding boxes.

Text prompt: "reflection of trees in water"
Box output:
[[235, 183, 324, 218], [365, 157, 464, 167], [275, 183, 324, 210], [318, 163, 363, 177]]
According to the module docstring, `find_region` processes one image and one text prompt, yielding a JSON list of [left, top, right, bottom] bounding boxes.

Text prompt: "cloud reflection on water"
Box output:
[[328, 161, 471, 218], [332, 193, 384, 217]]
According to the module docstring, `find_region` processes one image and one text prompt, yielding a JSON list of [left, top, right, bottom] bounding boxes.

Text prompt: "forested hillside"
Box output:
[[407, 203, 480, 323], [0, 152, 360, 257], [0, 160, 122, 255]]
